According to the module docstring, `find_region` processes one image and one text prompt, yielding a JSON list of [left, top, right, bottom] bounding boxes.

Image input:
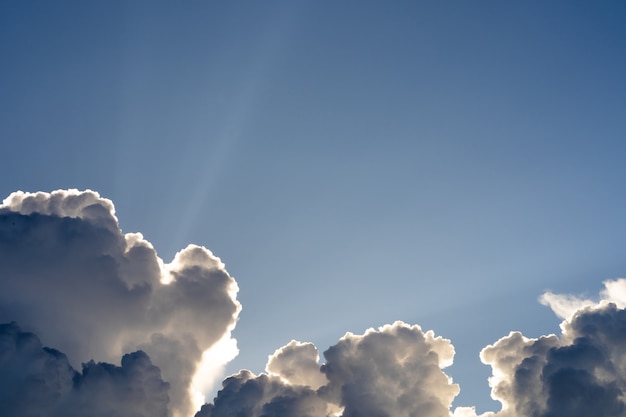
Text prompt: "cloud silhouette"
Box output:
[[475, 285, 626, 417], [0, 322, 169, 417], [0, 190, 241, 417], [199, 321, 459, 417], [3, 189, 626, 417]]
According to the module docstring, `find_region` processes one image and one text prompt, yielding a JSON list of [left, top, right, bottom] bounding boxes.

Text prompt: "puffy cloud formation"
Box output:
[[0, 190, 241, 417], [4, 189, 626, 417], [466, 280, 626, 417], [198, 321, 459, 417], [0, 322, 169, 417], [266, 340, 328, 389], [200, 282, 626, 417]]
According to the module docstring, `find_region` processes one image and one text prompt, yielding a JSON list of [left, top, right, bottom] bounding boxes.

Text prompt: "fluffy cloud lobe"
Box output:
[[475, 281, 626, 417], [3, 189, 626, 417], [199, 321, 459, 417], [0, 190, 241, 417], [198, 285, 626, 417]]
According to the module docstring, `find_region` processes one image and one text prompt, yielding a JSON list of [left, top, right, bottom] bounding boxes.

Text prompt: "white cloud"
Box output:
[[0, 189, 241, 417], [3, 189, 626, 417], [266, 340, 327, 389], [540, 278, 626, 321], [199, 321, 459, 417], [538, 291, 595, 320], [321, 321, 459, 417], [478, 280, 626, 417]]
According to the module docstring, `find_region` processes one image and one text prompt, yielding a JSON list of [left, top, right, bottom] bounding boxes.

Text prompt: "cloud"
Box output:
[[194, 370, 329, 417], [475, 282, 626, 417], [322, 322, 459, 417], [0, 322, 169, 417], [199, 321, 459, 417], [539, 279, 626, 320], [0, 190, 241, 417], [3, 189, 626, 417], [199, 284, 626, 417], [266, 340, 328, 389]]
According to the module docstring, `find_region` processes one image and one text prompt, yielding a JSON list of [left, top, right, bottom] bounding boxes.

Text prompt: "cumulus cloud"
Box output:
[[471, 280, 626, 417], [4, 189, 626, 417], [0, 322, 169, 417], [266, 340, 328, 389], [479, 304, 626, 417], [198, 321, 459, 417], [0, 190, 241, 417], [198, 282, 626, 417]]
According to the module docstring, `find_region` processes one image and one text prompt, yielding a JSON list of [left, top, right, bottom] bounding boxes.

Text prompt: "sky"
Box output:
[[1, 1, 626, 416]]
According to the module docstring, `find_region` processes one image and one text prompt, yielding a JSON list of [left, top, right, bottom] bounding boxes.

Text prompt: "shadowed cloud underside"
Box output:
[[2, 190, 626, 417]]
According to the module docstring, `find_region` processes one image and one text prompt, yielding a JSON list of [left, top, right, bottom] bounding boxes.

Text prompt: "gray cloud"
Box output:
[[199, 321, 459, 417], [0, 322, 169, 417], [195, 370, 329, 417], [0, 190, 241, 417], [199, 287, 626, 417], [4, 189, 626, 417], [478, 302, 626, 417]]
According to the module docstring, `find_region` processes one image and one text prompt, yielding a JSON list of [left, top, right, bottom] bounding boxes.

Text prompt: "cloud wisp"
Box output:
[[2, 189, 626, 417]]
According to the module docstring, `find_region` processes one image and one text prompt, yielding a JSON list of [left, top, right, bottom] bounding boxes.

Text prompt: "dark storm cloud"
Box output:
[[0, 322, 169, 417], [0, 190, 241, 417], [199, 321, 459, 417]]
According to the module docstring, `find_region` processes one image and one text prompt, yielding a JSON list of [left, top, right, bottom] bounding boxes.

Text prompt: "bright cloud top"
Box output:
[[540, 278, 626, 319], [197, 321, 458, 417], [2, 189, 626, 417], [0, 189, 241, 417], [475, 302, 626, 417]]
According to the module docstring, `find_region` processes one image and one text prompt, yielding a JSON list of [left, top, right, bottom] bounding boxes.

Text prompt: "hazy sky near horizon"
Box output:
[[1, 1, 626, 415]]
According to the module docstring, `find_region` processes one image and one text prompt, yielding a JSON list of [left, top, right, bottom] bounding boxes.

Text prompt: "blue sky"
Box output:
[[2, 1, 626, 413]]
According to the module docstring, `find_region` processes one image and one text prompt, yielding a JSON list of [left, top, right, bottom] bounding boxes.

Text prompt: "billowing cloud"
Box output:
[[0, 190, 241, 417], [0, 322, 169, 417], [266, 340, 328, 389], [199, 321, 459, 417], [199, 283, 626, 417], [322, 322, 459, 417], [3, 189, 626, 417], [471, 281, 626, 417]]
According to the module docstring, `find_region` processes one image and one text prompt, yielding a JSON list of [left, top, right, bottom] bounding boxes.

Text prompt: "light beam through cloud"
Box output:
[[2, 189, 626, 417], [0, 189, 241, 417]]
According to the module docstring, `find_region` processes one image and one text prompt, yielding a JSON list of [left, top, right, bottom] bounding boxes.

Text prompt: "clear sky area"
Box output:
[[1, 2, 626, 416]]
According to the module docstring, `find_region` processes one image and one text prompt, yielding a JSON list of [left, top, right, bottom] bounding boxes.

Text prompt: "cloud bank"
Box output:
[[198, 282, 626, 417], [2, 189, 626, 417]]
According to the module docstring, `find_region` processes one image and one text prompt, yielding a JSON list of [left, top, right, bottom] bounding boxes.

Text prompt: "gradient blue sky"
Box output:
[[1, 1, 625, 412]]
